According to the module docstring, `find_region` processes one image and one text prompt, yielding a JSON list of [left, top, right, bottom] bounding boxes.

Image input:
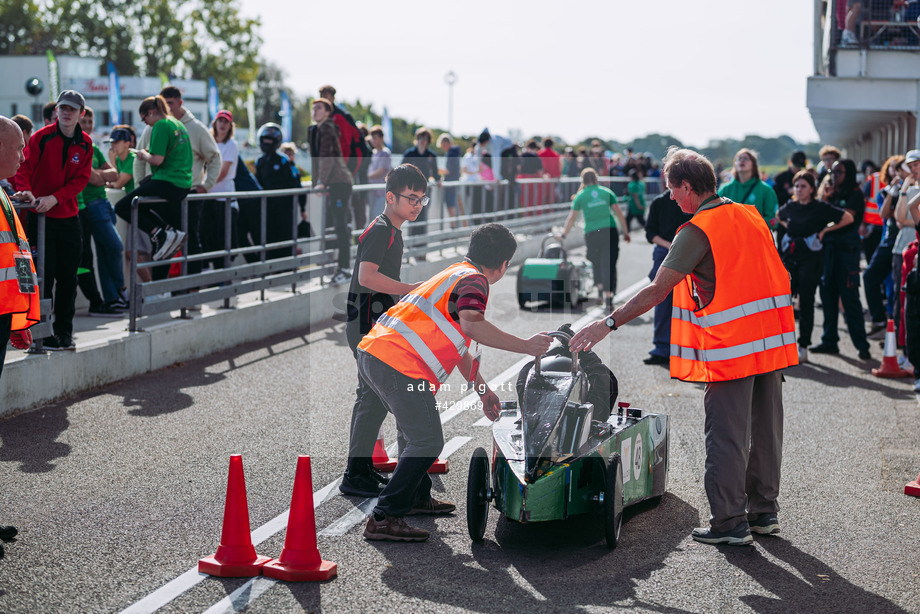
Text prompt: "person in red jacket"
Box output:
[[13, 90, 91, 351]]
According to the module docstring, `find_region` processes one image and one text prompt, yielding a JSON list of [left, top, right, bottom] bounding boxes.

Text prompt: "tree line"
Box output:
[[0, 3, 819, 169]]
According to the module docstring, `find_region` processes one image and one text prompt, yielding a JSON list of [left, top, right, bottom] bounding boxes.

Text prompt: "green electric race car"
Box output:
[[466, 327, 669, 548], [517, 234, 593, 309]]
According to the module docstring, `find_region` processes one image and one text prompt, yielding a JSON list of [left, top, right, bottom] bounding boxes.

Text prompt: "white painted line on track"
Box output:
[[123, 278, 652, 614], [118, 478, 342, 614], [201, 576, 278, 614], [318, 497, 377, 537]]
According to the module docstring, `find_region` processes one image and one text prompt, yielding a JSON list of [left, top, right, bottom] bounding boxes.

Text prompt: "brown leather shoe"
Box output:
[[363, 515, 429, 542], [406, 497, 456, 516]]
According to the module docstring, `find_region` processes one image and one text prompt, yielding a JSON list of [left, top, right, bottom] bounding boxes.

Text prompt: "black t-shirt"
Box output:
[[345, 214, 404, 349], [773, 169, 796, 207], [645, 190, 692, 244], [777, 199, 845, 238], [824, 188, 864, 239], [520, 152, 542, 175]]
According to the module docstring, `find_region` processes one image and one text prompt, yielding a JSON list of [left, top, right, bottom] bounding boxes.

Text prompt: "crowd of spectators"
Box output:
[[767, 143, 920, 391]]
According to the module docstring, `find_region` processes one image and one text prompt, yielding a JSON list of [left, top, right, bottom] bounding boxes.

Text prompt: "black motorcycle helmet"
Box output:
[[257, 122, 283, 154]]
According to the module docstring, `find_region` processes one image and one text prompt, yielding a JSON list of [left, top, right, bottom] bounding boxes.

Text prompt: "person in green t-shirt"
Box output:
[[717, 148, 778, 229], [626, 169, 647, 230], [114, 95, 194, 261], [106, 126, 136, 194], [77, 107, 126, 315], [560, 167, 630, 310]]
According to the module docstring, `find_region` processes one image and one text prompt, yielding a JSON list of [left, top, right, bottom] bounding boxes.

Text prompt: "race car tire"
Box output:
[[467, 447, 490, 542], [604, 452, 625, 548]]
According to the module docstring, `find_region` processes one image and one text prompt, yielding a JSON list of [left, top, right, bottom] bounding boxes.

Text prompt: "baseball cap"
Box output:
[[56, 89, 85, 109], [215, 109, 233, 123], [790, 150, 807, 167], [905, 149, 920, 164], [106, 128, 132, 143]]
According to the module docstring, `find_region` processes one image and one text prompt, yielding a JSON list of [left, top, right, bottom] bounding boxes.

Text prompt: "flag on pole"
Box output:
[[46, 50, 59, 102], [107, 62, 122, 125], [382, 106, 392, 150], [207, 78, 219, 123], [246, 86, 256, 147], [280, 90, 292, 142]]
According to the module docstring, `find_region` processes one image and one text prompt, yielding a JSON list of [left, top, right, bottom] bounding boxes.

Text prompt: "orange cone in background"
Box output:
[[371, 428, 397, 472], [428, 458, 449, 474], [906, 473, 920, 497], [372, 429, 447, 474], [871, 319, 912, 378], [262, 456, 337, 582], [199, 455, 272, 577]]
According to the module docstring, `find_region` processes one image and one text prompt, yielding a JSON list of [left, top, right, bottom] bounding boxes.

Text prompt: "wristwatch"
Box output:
[[605, 316, 617, 331]]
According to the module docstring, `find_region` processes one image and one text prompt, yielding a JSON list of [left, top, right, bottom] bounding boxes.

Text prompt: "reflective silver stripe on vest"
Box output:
[[670, 331, 796, 362], [428, 268, 477, 304], [402, 293, 469, 357], [377, 313, 450, 383], [672, 294, 792, 329], [0, 231, 26, 249], [0, 266, 18, 282]]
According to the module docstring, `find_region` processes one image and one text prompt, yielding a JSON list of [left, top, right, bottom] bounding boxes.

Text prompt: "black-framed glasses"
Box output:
[[394, 192, 429, 207]]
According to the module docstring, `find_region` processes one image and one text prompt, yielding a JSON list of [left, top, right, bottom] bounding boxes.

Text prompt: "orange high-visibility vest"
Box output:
[[359, 261, 481, 389], [670, 201, 797, 382], [864, 172, 884, 226], [0, 190, 39, 331]]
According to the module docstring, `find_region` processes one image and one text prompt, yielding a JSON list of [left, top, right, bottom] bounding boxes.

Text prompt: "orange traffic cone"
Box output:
[[871, 319, 912, 378], [262, 456, 337, 582], [372, 430, 447, 474], [199, 455, 272, 577], [371, 428, 397, 472], [906, 473, 920, 497], [428, 458, 449, 474]]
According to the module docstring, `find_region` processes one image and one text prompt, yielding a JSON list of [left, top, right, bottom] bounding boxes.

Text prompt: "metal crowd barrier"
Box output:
[[17, 175, 663, 335]]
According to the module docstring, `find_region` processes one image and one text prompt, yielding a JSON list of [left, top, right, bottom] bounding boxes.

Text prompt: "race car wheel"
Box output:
[[567, 272, 579, 310], [604, 452, 625, 548], [467, 447, 490, 542]]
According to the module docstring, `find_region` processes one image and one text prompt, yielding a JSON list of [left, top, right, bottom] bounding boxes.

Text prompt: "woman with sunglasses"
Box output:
[[775, 170, 853, 363], [811, 159, 872, 359]]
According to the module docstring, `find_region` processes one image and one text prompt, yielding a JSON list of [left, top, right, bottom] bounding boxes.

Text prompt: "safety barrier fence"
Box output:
[[823, 0, 920, 75], [16, 175, 662, 336]]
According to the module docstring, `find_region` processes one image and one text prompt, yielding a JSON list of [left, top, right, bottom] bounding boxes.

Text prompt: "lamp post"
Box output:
[[444, 70, 457, 134]]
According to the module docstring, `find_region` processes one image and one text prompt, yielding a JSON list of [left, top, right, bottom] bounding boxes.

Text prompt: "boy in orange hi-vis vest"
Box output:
[[357, 224, 552, 542]]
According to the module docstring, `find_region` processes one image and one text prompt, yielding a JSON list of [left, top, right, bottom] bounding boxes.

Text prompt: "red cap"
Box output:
[[215, 109, 233, 123]]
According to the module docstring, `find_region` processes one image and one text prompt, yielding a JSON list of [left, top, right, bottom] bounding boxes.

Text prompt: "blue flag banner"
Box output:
[[382, 106, 392, 150], [280, 90, 292, 142], [107, 62, 121, 125], [208, 78, 219, 124]]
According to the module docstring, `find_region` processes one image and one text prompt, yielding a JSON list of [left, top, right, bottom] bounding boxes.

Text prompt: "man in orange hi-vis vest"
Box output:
[[0, 116, 40, 377], [0, 116, 41, 557], [357, 224, 552, 542], [571, 147, 797, 547]]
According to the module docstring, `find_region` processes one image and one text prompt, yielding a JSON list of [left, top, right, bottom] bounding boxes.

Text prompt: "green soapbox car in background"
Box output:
[[517, 234, 594, 309]]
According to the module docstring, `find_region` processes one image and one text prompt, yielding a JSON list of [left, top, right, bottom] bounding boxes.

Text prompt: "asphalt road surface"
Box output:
[[1, 232, 918, 614]]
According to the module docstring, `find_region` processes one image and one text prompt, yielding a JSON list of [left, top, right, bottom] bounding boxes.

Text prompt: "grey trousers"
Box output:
[[703, 370, 783, 532]]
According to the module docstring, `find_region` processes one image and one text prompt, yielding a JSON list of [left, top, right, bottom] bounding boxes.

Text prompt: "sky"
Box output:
[[237, 0, 821, 148]]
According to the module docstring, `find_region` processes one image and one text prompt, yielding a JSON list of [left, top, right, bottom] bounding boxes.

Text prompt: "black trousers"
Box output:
[[28, 214, 82, 339], [0, 312, 11, 380]]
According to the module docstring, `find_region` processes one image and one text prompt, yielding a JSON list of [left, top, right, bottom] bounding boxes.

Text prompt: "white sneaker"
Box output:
[[329, 269, 350, 286], [841, 29, 859, 45], [798, 346, 808, 363]]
